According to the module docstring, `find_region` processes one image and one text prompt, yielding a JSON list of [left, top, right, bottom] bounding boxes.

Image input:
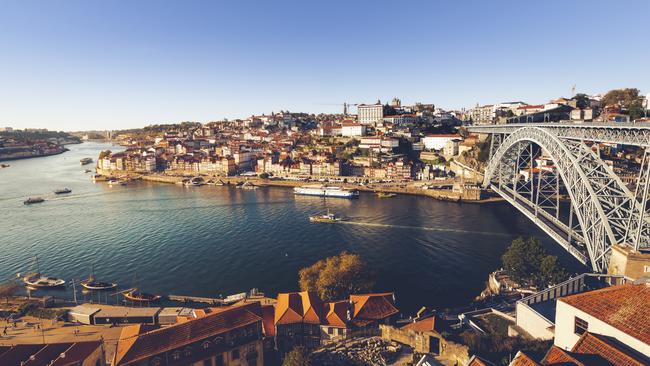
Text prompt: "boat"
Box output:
[[376, 192, 397, 198], [54, 188, 72, 195], [124, 289, 161, 302], [20, 257, 65, 288], [80, 157, 93, 165], [80, 276, 117, 291], [107, 179, 119, 186], [84, 169, 92, 173], [80, 265, 117, 290], [0, 164, 9, 168], [184, 177, 204, 186], [294, 185, 359, 199], [309, 209, 342, 223], [24, 197, 45, 205]]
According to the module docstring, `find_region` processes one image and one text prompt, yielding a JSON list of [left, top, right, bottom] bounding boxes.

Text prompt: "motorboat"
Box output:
[[376, 192, 397, 198], [309, 210, 342, 223], [80, 157, 93, 165], [24, 197, 45, 205], [22, 273, 66, 288], [54, 188, 72, 194]]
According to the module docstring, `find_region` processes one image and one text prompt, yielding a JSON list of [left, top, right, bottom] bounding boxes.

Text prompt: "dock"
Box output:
[[167, 294, 226, 305]]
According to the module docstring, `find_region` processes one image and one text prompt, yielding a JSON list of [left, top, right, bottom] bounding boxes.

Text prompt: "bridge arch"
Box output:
[[483, 127, 641, 272]]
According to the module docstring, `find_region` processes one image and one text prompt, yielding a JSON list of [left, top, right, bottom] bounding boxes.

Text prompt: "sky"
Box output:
[[0, 0, 648, 131]]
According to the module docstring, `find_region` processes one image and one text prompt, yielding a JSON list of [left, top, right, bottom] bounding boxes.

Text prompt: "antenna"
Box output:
[[571, 84, 576, 97]]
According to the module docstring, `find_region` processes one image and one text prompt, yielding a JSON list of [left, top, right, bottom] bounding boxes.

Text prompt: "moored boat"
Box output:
[[54, 188, 72, 194], [107, 179, 118, 186], [24, 197, 45, 205], [124, 289, 161, 302], [22, 273, 66, 288], [0, 164, 10, 168], [376, 192, 396, 198], [80, 277, 117, 291], [294, 185, 359, 199], [80, 157, 93, 165]]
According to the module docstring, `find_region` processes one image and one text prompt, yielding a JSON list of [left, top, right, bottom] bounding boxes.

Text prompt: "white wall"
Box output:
[[554, 300, 650, 356], [515, 302, 554, 340]]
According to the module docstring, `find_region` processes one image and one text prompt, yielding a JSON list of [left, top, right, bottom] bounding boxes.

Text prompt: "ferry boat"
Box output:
[[24, 197, 45, 205], [294, 185, 359, 199], [376, 192, 397, 198], [80, 157, 93, 165], [309, 210, 342, 223], [123, 289, 161, 302], [54, 188, 72, 195]]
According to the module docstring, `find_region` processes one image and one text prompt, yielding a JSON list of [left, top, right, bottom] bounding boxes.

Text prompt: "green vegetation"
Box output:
[[299, 251, 375, 301], [282, 346, 310, 366], [501, 237, 569, 289], [98, 150, 112, 159], [259, 172, 270, 179], [601, 88, 645, 120]]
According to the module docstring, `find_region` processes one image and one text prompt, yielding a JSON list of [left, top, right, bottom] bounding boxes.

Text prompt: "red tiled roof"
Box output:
[[559, 284, 650, 345], [401, 315, 445, 333], [115, 302, 262, 365], [510, 351, 541, 366], [261, 304, 276, 337], [323, 301, 348, 328], [570, 332, 648, 366], [350, 293, 398, 323], [0, 342, 102, 366], [274, 291, 322, 325], [467, 355, 494, 366], [542, 346, 584, 365]]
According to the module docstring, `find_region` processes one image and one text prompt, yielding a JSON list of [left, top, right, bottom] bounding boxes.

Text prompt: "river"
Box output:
[[0, 142, 582, 313]]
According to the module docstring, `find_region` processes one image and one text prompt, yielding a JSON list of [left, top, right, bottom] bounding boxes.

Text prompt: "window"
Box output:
[[172, 351, 181, 360], [574, 317, 588, 335], [232, 349, 240, 360], [202, 341, 211, 349], [215, 355, 224, 366], [327, 327, 333, 335], [151, 357, 162, 366], [644, 265, 650, 273]]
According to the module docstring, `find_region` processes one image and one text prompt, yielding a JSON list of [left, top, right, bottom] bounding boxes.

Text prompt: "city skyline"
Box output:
[[1, 0, 649, 131]]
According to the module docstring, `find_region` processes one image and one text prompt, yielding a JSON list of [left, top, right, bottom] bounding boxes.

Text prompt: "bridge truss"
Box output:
[[469, 123, 650, 272]]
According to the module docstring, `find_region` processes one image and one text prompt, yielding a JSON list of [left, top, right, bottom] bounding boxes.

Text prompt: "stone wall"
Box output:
[[379, 324, 471, 365]]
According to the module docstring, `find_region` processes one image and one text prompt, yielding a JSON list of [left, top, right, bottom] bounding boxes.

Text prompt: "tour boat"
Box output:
[[0, 164, 9, 168], [24, 197, 45, 205], [80, 157, 93, 165], [294, 185, 359, 198], [54, 188, 72, 195], [124, 289, 161, 302], [376, 192, 397, 198], [309, 210, 342, 223]]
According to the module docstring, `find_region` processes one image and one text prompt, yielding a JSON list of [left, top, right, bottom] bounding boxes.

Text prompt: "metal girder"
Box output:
[[469, 122, 650, 148], [483, 126, 650, 272]]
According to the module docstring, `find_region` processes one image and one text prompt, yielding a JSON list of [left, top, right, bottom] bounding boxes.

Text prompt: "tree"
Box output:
[[299, 252, 375, 301], [601, 88, 644, 120], [282, 346, 310, 366], [259, 172, 270, 179], [0, 281, 19, 303], [98, 150, 112, 159], [501, 237, 568, 289]]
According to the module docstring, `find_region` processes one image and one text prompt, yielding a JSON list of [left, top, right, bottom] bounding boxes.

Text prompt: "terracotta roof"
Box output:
[[542, 346, 585, 365], [0, 342, 102, 366], [115, 302, 262, 365], [274, 291, 322, 325], [467, 355, 495, 366], [401, 315, 445, 333], [558, 284, 650, 345], [350, 293, 398, 324], [510, 351, 541, 366], [570, 332, 649, 366], [261, 304, 276, 337], [323, 301, 349, 328]]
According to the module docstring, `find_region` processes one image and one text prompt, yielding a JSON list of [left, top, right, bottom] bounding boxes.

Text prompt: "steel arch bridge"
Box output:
[[467, 123, 650, 272]]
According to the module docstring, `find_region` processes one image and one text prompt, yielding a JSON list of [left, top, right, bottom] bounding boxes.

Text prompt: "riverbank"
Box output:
[[95, 168, 503, 203], [0, 147, 70, 162]]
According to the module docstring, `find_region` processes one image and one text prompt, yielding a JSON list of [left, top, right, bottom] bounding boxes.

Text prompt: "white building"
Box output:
[[421, 134, 462, 150], [554, 283, 650, 357], [341, 122, 366, 137], [357, 103, 383, 125]]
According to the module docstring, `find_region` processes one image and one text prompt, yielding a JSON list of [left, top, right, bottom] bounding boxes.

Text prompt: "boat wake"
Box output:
[[333, 220, 511, 237]]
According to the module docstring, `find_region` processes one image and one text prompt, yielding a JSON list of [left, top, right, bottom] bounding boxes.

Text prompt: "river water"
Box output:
[[0, 142, 581, 313]]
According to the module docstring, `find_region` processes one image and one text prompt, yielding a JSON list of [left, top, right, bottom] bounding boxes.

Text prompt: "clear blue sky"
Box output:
[[1, 0, 648, 131]]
